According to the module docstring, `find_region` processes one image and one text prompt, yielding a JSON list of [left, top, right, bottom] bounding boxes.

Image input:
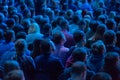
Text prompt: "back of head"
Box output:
[[40, 39, 51, 54], [15, 39, 27, 55], [28, 22, 40, 34], [104, 52, 119, 66], [72, 47, 87, 62], [70, 61, 87, 79], [59, 18, 68, 30], [16, 31, 26, 40], [96, 24, 107, 36], [106, 19, 116, 30], [4, 30, 15, 43], [4, 60, 20, 74], [89, 20, 99, 33], [6, 18, 15, 29], [52, 31, 66, 44], [91, 40, 106, 55], [73, 30, 85, 43], [103, 30, 116, 45], [4, 70, 25, 80], [42, 23, 52, 35], [91, 72, 112, 80]]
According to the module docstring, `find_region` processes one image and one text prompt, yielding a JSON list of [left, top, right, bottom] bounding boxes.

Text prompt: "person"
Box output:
[[103, 30, 120, 55], [91, 72, 112, 80], [3, 70, 25, 80], [87, 40, 106, 72], [13, 39, 36, 80], [68, 61, 87, 80], [52, 31, 69, 65], [34, 39, 64, 80], [102, 52, 120, 80]]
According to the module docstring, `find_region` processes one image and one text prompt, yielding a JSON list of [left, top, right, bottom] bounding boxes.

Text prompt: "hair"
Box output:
[[73, 30, 85, 43], [98, 15, 106, 24], [52, 31, 66, 44], [91, 40, 106, 55], [95, 24, 107, 36], [4, 70, 25, 80], [40, 39, 51, 54], [31, 38, 43, 58], [103, 30, 116, 45], [89, 20, 99, 33], [6, 18, 15, 29], [106, 19, 116, 30], [72, 47, 87, 62], [104, 52, 119, 66], [70, 61, 87, 76], [59, 18, 68, 30], [15, 39, 27, 55], [28, 22, 40, 34], [16, 31, 26, 40], [91, 72, 112, 80], [4, 30, 15, 43], [42, 23, 52, 35], [4, 60, 20, 74]]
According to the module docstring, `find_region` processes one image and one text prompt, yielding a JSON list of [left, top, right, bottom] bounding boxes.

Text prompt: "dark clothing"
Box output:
[[35, 54, 64, 80]]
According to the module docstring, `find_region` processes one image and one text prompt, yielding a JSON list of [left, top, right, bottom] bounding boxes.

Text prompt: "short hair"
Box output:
[[73, 30, 85, 43], [4, 60, 20, 74], [70, 61, 87, 76], [6, 18, 15, 29], [40, 39, 51, 54], [16, 31, 26, 40], [103, 30, 116, 45], [42, 23, 52, 34], [98, 15, 106, 24], [52, 31, 66, 44], [96, 24, 106, 35], [15, 39, 27, 54], [4, 70, 25, 80], [72, 47, 87, 62], [4, 30, 15, 42], [91, 72, 112, 80], [106, 19, 116, 30], [89, 20, 99, 33], [104, 52, 119, 66], [91, 40, 106, 55]]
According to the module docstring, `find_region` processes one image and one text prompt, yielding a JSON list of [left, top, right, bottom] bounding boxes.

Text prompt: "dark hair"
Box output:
[[4, 70, 25, 80], [73, 30, 85, 43], [91, 72, 112, 80], [6, 18, 15, 29], [16, 31, 26, 40], [103, 30, 116, 45], [96, 24, 106, 35], [4, 30, 15, 43], [106, 19, 116, 30], [89, 20, 99, 33], [71, 61, 87, 76], [52, 31, 66, 44], [0, 29, 4, 40], [40, 39, 51, 54], [4, 60, 20, 74], [72, 47, 87, 62]]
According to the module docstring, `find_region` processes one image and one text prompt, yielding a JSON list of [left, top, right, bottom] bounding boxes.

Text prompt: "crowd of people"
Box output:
[[0, 0, 120, 80]]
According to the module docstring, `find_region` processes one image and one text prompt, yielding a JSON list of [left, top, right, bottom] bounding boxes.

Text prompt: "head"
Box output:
[[70, 61, 87, 80], [4, 30, 15, 43], [73, 30, 86, 46], [28, 22, 40, 34], [15, 39, 27, 55], [91, 72, 112, 80], [72, 47, 87, 62], [4, 70, 25, 80], [103, 30, 116, 45], [95, 24, 107, 37], [106, 19, 116, 30], [42, 23, 52, 35], [59, 18, 69, 30], [40, 39, 52, 54], [16, 31, 26, 40], [104, 52, 119, 67], [52, 31, 66, 45], [91, 40, 106, 55], [4, 60, 20, 74], [0, 12, 5, 23]]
